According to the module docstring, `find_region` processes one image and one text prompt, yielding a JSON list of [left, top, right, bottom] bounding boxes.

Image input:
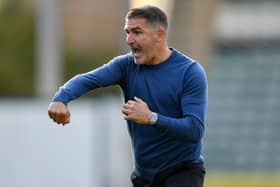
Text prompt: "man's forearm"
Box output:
[[52, 74, 97, 104], [155, 114, 205, 143]]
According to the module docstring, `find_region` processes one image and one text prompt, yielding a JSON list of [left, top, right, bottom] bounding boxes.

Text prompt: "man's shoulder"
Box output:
[[172, 48, 196, 64], [171, 49, 199, 73], [172, 49, 206, 77], [106, 52, 137, 73], [112, 52, 134, 64]]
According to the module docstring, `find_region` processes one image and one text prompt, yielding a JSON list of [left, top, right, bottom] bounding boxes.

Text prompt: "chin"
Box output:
[[135, 61, 143, 65], [134, 58, 144, 65]]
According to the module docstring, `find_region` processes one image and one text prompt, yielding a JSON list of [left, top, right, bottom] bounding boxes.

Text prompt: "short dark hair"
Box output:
[[126, 5, 168, 30]]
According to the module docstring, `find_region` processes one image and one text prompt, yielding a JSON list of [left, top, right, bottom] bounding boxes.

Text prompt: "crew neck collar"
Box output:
[[142, 48, 176, 69]]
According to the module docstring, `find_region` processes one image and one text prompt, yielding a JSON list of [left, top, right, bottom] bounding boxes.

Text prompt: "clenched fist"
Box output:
[[48, 102, 71, 125], [122, 96, 151, 124]]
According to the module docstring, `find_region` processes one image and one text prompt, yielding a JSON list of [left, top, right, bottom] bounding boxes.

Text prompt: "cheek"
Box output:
[[143, 39, 155, 50], [137, 34, 153, 47], [137, 36, 147, 46]]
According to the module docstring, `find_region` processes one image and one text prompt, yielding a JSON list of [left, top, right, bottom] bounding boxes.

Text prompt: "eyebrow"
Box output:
[[124, 27, 142, 33]]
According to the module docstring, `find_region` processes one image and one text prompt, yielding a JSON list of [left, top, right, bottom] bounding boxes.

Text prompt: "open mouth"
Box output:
[[131, 46, 142, 57]]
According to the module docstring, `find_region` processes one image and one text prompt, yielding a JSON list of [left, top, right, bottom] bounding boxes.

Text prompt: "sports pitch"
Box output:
[[205, 173, 280, 187]]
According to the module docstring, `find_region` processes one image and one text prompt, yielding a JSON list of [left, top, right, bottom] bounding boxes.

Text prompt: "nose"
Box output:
[[126, 34, 135, 46]]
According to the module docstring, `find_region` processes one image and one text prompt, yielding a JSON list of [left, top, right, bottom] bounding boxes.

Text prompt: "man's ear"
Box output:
[[156, 26, 165, 43]]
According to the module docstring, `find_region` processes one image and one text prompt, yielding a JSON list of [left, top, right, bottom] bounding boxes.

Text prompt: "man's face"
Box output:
[[124, 18, 159, 65]]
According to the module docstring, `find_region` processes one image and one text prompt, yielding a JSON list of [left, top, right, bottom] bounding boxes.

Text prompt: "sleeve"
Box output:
[[52, 55, 129, 105], [155, 63, 208, 143]]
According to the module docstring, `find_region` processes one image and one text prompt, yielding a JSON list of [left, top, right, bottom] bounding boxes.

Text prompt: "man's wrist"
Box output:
[[148, 112, 158, 125]]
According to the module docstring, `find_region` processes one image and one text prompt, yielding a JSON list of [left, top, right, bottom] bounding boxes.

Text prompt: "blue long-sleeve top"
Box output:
[[53, 48, 208, 180]]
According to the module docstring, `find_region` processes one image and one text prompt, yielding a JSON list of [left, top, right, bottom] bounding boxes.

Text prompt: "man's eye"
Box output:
[[134, 31, 141, 35]]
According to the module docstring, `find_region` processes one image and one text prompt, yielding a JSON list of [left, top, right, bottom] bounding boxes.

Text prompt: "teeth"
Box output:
[[131, 47, 140, 54]]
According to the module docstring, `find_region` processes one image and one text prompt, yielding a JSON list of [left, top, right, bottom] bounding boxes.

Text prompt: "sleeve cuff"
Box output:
[[52, 88, 72, 105]]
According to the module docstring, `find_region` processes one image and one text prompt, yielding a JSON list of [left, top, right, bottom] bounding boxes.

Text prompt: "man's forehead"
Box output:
[[124, 18, 149, 29]]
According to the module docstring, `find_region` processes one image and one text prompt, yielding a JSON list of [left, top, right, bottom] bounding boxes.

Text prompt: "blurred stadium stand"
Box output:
[[205, 47, 280, 172], [204, 1, 280, 173]]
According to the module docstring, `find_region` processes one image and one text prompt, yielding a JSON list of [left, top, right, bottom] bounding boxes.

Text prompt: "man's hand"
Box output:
[[122, 96, 151, 124], [48, 102, 71, 125]]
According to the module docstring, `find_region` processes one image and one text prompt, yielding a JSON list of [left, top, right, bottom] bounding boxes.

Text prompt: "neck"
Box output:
[[151, 45, 172, 65]]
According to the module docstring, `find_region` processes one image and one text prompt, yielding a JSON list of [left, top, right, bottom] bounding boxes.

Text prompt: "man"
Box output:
[[48, 5, 207, 187]]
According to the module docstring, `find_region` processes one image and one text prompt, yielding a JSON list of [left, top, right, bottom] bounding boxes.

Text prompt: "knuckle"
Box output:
[[48, 109, 55, 115], [57, 111, 66, 117]]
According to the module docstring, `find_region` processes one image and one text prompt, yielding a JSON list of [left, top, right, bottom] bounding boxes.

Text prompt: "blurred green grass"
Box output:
[[205, 173, 280, 187]]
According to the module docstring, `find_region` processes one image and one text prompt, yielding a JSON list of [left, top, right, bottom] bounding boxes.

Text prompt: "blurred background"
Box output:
[[0, 0, 279, 186]]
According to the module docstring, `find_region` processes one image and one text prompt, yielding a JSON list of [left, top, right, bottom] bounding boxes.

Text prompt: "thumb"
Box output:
[[63, 111, 71, 125], [134, 96, 144, 103]]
